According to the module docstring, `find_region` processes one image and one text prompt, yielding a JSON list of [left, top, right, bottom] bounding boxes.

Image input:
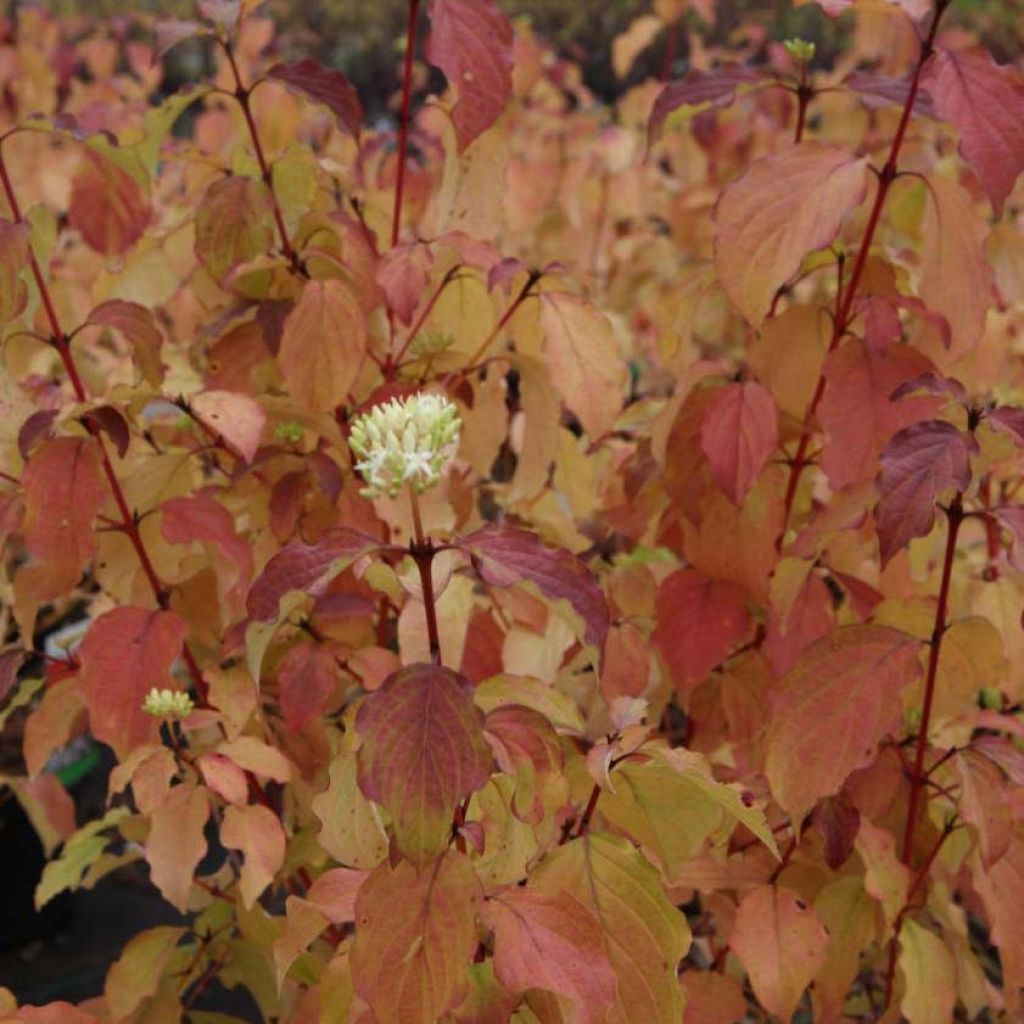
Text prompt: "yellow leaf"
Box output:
[[898, 918, 957, 1024]]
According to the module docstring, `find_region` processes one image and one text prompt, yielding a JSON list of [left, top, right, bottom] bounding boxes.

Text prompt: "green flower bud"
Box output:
[[783, 38, 816, 64], [142, 687, 195, 719]]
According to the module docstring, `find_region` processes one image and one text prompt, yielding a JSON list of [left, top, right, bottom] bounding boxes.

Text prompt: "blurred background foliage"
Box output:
[[19, 0, 1024, 112]]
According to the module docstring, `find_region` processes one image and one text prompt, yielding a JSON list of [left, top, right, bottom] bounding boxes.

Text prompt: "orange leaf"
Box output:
[[351, 852, 481, 1024], [145, 783, 209, 911], [194, 175, 274, 283], [278, 278, 368, 413], [356, 663, 492, 863], [17, 437, 103, 604], [764, 625, 922, 822], [68, 147, 150, 256], [481, 886, 617, 1024], [221, 802, 287, 908], [190, 390, 267, 464], [539, 291, 627, 440], [729, 885, 829, 1021], [78, 607, 188, 760], [714, 143, 869, 324]]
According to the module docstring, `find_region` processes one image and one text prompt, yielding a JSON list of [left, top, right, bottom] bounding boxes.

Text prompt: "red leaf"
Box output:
[[652, 569, 751, 702], [85, 300, 164, 387], [765, 625, 922, 822], [276, 642, 338, 732], [648, 65, 761, 144], [81, 406, 131, 459], [267, 59, 362, 140], [377, 243, 433, 325], [356, 663, 492, 863], [994, 506, 1024, 572], [68, 147, 150, 256], [160, 493, 253, 615], [922, 47, 1024, 217], [819, 338, 938, 490], [481, 887, 617, 1024], [247, 527, 384, 622], [426, 0, 514, 151], [844, 70, 937, 117], [987, 406, 1024, 447], [190, 390, 266, 464], [699, 381, 778, 504], [79, 608, 188, 760], [18, 410, 58, 461], [458, 524, 610, 659], [876, 420, 973, 564], [18, 437, 104, 603]]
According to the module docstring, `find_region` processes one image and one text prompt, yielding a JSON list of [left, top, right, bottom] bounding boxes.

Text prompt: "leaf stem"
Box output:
[[221, 38, 304, 276], [392, 0, 422, 248], [776, 0, 950, 545], [409, 486, 442, 664]]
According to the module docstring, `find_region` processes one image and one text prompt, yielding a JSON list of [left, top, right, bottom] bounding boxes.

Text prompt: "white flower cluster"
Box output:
[[348, 393, 461, 499], [142, 687, 195, 719]]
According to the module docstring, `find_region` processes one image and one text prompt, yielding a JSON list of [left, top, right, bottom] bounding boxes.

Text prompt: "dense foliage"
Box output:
[[1, 0, 1024, 1021]]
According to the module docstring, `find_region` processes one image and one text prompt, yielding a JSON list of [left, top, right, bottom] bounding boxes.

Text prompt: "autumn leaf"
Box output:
[[351, 852, 481, 1024], [923, 47, 1024, 217], [83, 300, 164, 387], [356, 663, 492, 863], [312, 749, 389, 869], [145, 783, 208, 912], [190, 390, 267, 464], [16, 437, 104, 604], [68, 145, 151, 256], [104, 926, 185, 1022], [764, 625, 922, 822], [652, 569, 751, 702], [275, 641, 338, 733], [699, 381, 778, 504], [648, 65, 761, 145], [426, 0, 514, 152], [481, 886, 617, 1024], [267, 59, 362, 139], [539, 291, 628, 441], [221, 803, 287, 908], [194, 175, 275, 283], [714, 143, 869, 324], [459, 523, 610, 659], [919, 173, 992, 357], [875, 420, 973, 564], [819, 338, 938, 491], [78, 607, 188, 760], [898, 918, 957, 1024], [531, 834, 691, 1024], [730, 885, 829, 1022], [278, 278, 368, 413], [246, 526, 384, 622]]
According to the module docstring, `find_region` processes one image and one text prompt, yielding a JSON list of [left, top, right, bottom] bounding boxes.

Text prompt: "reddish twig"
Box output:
[[392, 0, 422, 247]]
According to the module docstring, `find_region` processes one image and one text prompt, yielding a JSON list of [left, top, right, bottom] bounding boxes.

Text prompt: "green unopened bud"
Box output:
[[142, 687, 195, 719], [783, 38, 816, 64], [348, 392, 462, 500], [979, 686, 1003, 710], [274, 420, 305, 444]]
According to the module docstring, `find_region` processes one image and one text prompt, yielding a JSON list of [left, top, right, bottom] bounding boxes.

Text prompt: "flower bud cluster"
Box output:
[[348, 393, 461, 499], [142, 687, 195, 719]]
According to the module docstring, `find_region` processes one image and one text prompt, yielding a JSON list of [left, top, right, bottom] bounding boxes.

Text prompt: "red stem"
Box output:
[[899, 495, 963, 865], [222, 40, 303, 276], [660, 18, 680, 82], [392, 0, 421, 248], [0, 146, 209, 704], [777, 0, 949, 544]]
